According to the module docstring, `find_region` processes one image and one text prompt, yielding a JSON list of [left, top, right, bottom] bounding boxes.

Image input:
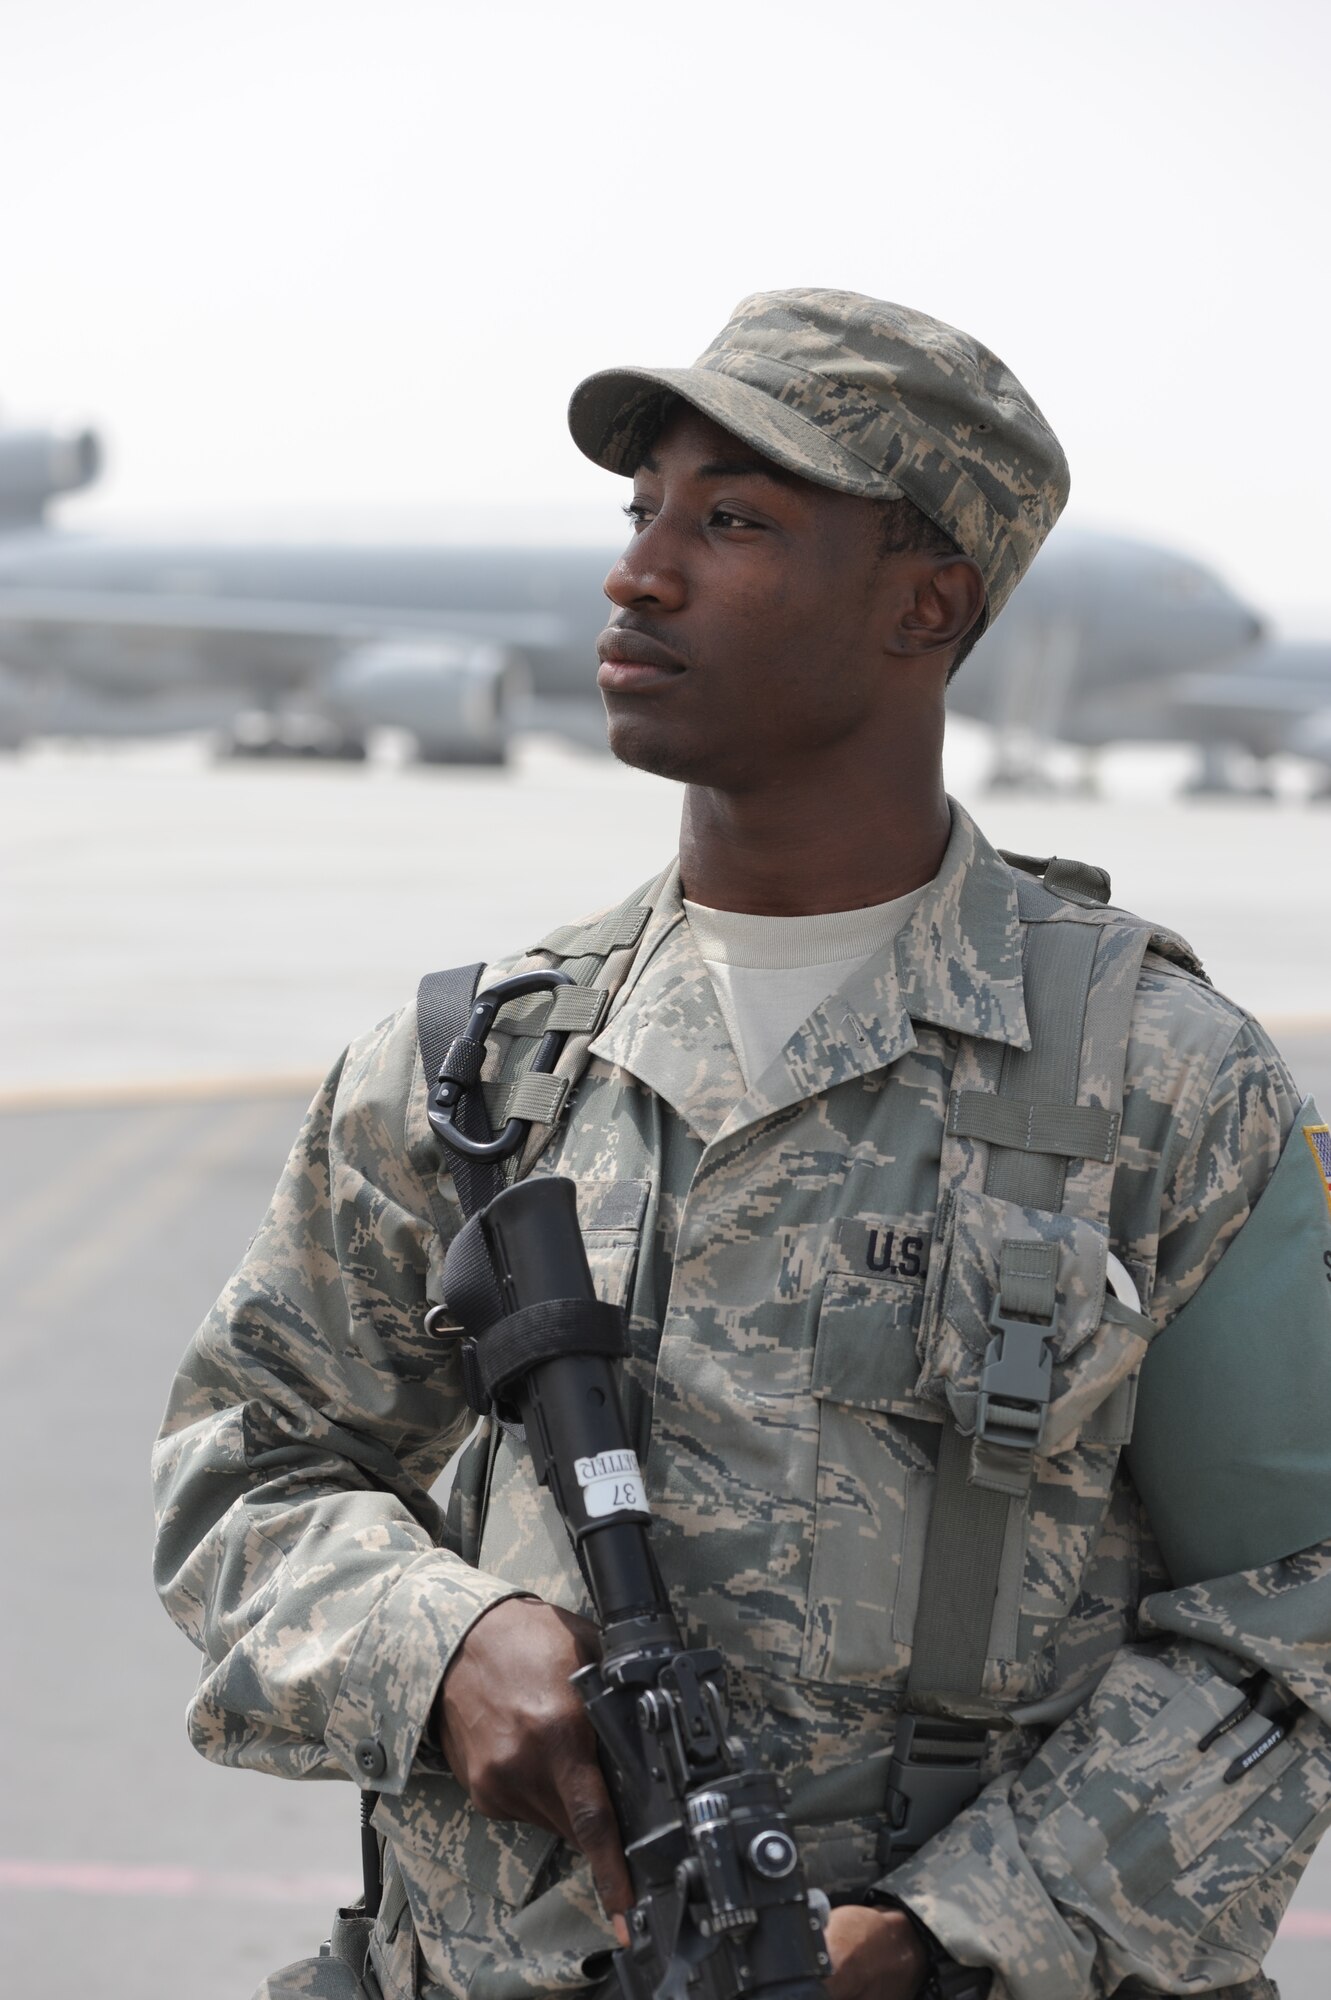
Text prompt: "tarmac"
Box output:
[[2, 732, 1329, 1997]]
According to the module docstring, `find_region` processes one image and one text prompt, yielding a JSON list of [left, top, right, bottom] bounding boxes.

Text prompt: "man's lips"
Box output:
[[596, 628, 688, 692]]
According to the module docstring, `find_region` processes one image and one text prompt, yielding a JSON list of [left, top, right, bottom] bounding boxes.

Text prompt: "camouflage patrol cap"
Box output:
[[568, 288, 1070, 622]]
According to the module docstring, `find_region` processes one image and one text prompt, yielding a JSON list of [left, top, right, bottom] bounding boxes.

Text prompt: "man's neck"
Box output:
[[677, 759, 951, 917]]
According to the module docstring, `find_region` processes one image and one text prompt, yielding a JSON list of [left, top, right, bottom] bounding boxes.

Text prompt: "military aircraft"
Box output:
[[0, 413, 618, 758], [945, 527, 1268, 784], [0, 528, 612, 763], [1087, 640, 1331, 796], [0, 538, 616, 761], [1, 410, 1326, 788], [950, 532, 1331, 796]]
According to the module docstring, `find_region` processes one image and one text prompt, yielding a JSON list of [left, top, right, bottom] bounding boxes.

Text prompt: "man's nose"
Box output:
[[602, 525, 686, 612]]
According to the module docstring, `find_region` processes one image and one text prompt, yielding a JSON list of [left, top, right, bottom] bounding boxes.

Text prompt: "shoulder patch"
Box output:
[[1305, 1122, 1331, 1215], [1129, 1093, 1331, 1584]]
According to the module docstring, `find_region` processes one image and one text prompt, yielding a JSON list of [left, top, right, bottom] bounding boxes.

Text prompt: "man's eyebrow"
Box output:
[[637, 451, 799, 486]]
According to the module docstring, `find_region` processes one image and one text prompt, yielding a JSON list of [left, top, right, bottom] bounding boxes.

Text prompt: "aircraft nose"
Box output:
[[1200, 607, 1266, 677]]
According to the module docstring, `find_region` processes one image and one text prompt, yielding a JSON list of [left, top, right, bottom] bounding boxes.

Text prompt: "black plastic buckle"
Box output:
[[877, 1715, 989, 1865], [974, 1300, 1056, 1453], [427, 968, 575, 1163]]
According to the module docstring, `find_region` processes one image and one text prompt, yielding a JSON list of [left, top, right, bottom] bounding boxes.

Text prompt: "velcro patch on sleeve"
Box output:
[[1304, 1123, 1331, 1216], [1129, 1094, 1331, 1585]]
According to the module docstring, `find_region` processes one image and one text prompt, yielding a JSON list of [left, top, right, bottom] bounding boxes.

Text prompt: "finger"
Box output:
[[559, 1767, 633, 1917], [823, 1906, 926, 2000]]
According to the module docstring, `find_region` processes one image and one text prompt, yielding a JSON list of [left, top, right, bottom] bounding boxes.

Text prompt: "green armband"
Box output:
[[1128, 1096, 1331, 1587]]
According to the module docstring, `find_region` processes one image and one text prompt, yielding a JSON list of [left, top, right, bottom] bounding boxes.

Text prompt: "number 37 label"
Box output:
[[574, 1448, 650, 1519]]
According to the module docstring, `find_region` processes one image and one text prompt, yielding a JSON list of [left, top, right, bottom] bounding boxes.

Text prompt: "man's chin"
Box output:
[[604, 713, 702, 786]]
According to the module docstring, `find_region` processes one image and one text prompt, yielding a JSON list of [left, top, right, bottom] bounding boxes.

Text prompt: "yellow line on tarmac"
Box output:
[[0, 1101, 199, 1268], [0, 1019, 1326, 1117], [0, 1072, 323, 1114], [11, 1099, 285, 1324]]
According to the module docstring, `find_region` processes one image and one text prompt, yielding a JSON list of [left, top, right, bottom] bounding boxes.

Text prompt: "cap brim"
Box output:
[[567, 364, 907, 502]]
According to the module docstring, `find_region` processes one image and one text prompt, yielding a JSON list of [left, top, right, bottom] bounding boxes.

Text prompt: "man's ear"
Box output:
[[895, 556, 986, 659]]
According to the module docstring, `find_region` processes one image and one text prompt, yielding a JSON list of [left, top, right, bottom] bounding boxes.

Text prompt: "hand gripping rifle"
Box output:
[[427, 968, 831, 2000]]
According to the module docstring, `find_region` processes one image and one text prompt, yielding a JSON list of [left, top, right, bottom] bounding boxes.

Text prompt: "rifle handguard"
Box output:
[[440, 1174, 829, 2000]]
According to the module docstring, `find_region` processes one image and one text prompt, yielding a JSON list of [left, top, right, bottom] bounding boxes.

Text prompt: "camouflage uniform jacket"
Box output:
[[153, 801, 1331, 2000]]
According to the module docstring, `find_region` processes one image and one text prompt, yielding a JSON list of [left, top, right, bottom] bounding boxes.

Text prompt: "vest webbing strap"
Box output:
[[512, 883, 656, 1178], [902, 1421, 1014, 1715], [416, 883, 657, 1217], [906, 917, 1103, 1711], [535, 897, 653, 960], [489, 979, 613, 1038], [998, 849, 1112, 908], [506, 1069, 572, 1127], [983, 919, 1101, 1212], [947, 1092, 1119, 1165], [998, 1240, 1059, 1321]]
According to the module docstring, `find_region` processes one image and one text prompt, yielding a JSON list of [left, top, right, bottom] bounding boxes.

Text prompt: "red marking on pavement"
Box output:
[[1, 1857, 1329, 1945], [0, 1859, 356, 1904], [1281, 1909, 1331, 1940]]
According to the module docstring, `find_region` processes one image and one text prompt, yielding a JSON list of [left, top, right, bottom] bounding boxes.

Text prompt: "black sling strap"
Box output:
[[343, 964, 518, 1936], [416, 963, 508, 1220]]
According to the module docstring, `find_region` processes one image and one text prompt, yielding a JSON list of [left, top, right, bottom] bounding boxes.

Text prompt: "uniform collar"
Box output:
[[586, 867, 744, 1143], [893, 798, 1030, 1049], [588, 798, 1030, 1144]]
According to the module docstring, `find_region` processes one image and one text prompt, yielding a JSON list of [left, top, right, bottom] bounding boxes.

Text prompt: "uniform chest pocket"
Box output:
[[573, 1175, 652, 1311], [799, 1273, 941, 1688], [799, 1196, 1157, 1691], [915, 1188, 1155, 1661], [919, 1188, 1151, 1457]]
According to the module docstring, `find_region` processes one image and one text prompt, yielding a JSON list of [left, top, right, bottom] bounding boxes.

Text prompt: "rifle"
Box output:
[[438, 1167, 831, 2000]]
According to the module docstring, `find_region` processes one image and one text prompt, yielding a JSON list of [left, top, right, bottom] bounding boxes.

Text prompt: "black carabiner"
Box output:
[[427, 967, 576, 1163]]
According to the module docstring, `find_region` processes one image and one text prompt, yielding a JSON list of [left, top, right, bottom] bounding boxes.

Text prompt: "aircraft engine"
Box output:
[[1297, 707, 1331, 788], [0, 427, 104, 527], [321, 637, 529, 763]]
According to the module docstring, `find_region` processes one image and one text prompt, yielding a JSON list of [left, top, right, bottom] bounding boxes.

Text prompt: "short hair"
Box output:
[[877, 498, 985, 677]]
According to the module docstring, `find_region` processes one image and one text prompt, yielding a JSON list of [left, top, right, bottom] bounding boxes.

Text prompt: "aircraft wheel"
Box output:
[[214, 729, 367, 762], [1181, 746, 1251, 797], [214, 733, 282, 760], [415, 741, 508, 767]]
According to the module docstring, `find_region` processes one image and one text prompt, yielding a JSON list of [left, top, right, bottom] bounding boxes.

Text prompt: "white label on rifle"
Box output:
[[574, 1448, 649, 1518]]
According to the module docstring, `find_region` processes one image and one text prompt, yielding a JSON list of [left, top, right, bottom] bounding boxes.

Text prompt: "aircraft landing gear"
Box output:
[[985, 755, 1059, 794], [414, 739, 508, 768], [1181, 746, 1275, 799], [214, 713, 368, 761]]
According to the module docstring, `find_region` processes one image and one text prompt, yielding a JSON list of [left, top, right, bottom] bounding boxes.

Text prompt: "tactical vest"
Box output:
[[416, 851, 1203, 1867]]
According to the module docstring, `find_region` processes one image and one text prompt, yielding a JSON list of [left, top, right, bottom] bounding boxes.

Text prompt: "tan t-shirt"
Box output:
[[683, 884, 931, 1089]]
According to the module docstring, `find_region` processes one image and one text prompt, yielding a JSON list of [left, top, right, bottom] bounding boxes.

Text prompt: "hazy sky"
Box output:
[[6, 0, 1329, 629]]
